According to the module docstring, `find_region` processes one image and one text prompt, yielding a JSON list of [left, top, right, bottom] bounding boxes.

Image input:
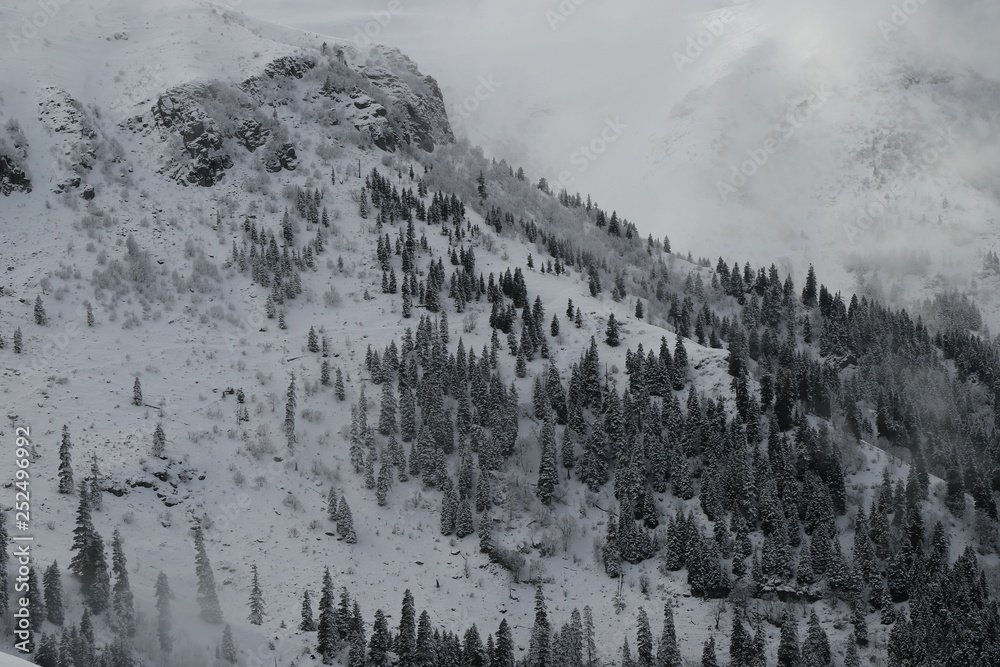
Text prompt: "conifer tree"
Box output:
[[606, 313, 621, 347], [537, 416, 559, 505], [248, 563, 265, 625], [379, 380, 398, 435], [35, 295, 47, 325], [193, 525, 223, 623], [701, 636, 718, 667], [777, 610, 801, 667], [43, 561, 63, 626], [70, 480, 110, 614], [317, 568, 338, 661], [308, 326, 320, 352], [455, 494, 475, 538], [300, 589, 317, 631], [221, 624, 238, 663], [85, 300, 95, 326], [132, 377, 143, 406], [155, 571, 173, 656], [151, 422, 166, 458], [377, 461, 392, 506], [657, 602, 682, 667], [528, 586, 551, 667], [13, 326, 22, 353], [285, 375, 297, 448], [321, 359, 331, 386], [370, 608, 391, 666], [88, 452, 103, 512], [58, 425, 74, 494], [111, 530, 136, 636], [801, 610, 831, 666], [335, 368, 347, 401], [397, 589, 417, 667], [338, 497, 357, 543], [635, 608, 654, 667]]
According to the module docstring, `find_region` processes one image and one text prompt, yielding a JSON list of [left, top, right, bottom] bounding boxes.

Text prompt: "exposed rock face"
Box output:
[[36, 87, 96, 194], [263, 143, 297, 172], [0, 154, 30, 196], [119, 47, 453, 188], [235, 119, 270, 152], [363, 47, 454, 153], [151, 84, 233, 187]]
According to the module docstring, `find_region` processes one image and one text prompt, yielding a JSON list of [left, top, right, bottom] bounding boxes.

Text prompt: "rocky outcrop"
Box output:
[[151, 84, 233, 186], [364, 47, 454, 152], [36, 87, 96, 193], [0, 154, 30, 195]]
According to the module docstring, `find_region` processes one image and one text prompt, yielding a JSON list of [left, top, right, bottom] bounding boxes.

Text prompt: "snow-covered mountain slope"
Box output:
[[234, 0, 1000, 328], [1, 2, 999, 667]]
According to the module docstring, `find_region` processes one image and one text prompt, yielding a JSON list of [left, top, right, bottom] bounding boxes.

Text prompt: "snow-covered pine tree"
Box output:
[[151, 422, 166, 458], [379, 380, 398, 435], [192, 525, 223, 623], [338, 496, 357, 543], [69, 479, 110, 614], [155, 571, 173, 656], [536, 416, 559, 505], [111, 530, 136, 636], [221, 624, 237, 663], [58, 425, 74, 494], [43, 561, 63, 626], [300, 589, 317, 631], [284, 375, 297, 449], [456, 495, 474, 538], [12, 327, 22, 353], [658, 602, 682, 667], [606, 313, 621, 347], [34, 295, 47, 325], [528, 586, 551, 667], [132, 377, 143, 406], [317, 568, 338, 661], [88, 453, 103, 512], [248, 563, 265, 625]]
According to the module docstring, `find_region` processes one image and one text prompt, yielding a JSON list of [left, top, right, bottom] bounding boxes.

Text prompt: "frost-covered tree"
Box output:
[[58, 425, 74, 494], [379, 380, 398, 435], [338, 496, 357, 543], [606, 313, 620, 347], [132, 377, 143, 406], [111, 530, 136, 636], [193, 525, 223, 623], [35, 295, 47, 325], [155, 571, 173, 655], [69, 480, 110, 614], [284, 375, 297, 448], [658, 602, 682, 667], [248, 563, 265, 625], [88, 452, 103, 512], [335, 368, 347, 401], [13, 327, 22, 353], [43, 561, 63, 626], [300, 589, 317, 631], [317, 568, 337, 661], [221, 624, 238, 663], [536, 416, 559, 505], [152, 421, 166, 458]]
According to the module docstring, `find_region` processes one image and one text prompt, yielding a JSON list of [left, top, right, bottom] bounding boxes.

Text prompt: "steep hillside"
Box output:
[[2, 2, 1000, 667]]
